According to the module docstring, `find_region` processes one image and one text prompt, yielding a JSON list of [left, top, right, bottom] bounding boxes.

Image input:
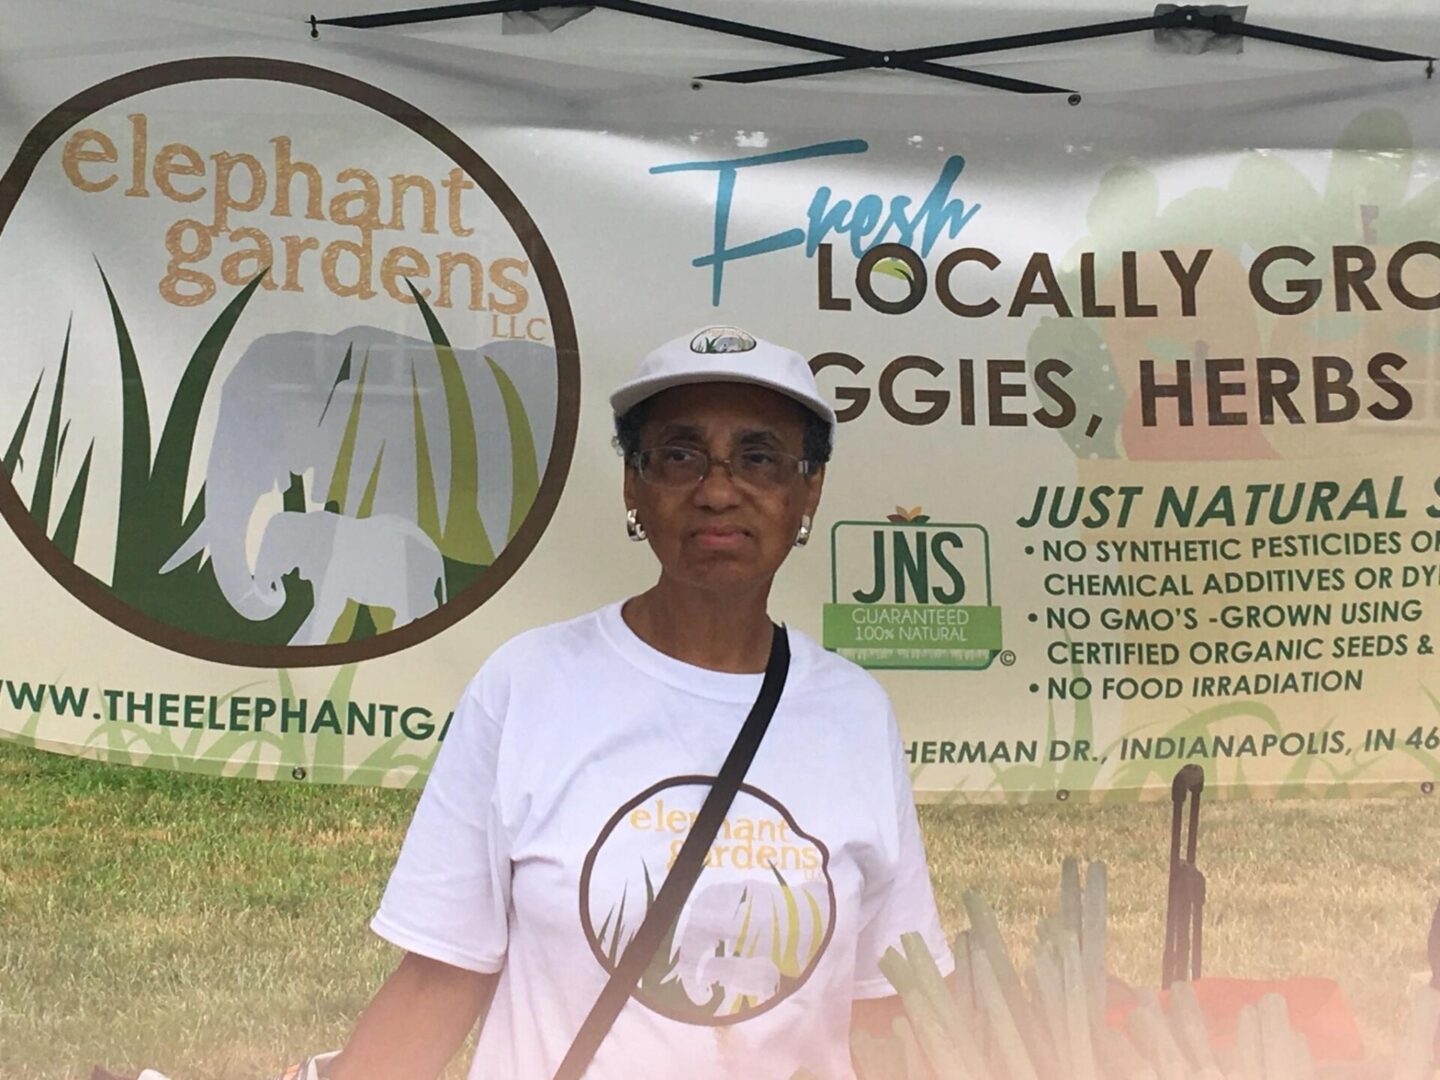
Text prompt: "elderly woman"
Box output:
[[330, 327, 951, 1080]]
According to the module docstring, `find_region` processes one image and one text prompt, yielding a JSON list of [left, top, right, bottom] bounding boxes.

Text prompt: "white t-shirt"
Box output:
[[372, 602, 951, 1080]]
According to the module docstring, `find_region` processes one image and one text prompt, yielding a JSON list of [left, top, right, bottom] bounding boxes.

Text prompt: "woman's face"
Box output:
[[624, 382, 825, 595]]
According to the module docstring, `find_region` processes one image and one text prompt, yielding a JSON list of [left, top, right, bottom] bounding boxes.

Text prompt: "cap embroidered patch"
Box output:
[[690, 327, 757, 354], [610, 326, 837, 434]]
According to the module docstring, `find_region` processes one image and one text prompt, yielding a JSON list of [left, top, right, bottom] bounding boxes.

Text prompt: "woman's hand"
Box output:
[[327, 952, 498, 1080]]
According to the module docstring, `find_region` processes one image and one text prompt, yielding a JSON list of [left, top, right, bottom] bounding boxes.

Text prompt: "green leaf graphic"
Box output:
[[356, 442, 386, 519], [354, 733, 437, 789], [313, 664, 357, 782], [177, 482, 206, 557], [150, 268, 268, 549], [409, 364, 442, 547], [319, 341, 354, 426], [769, 866, 804, 978], [29, 317, 71, 533], [51, 440, 94, 560], [275, 668, 307, 771], [406, 280, 493, 565], [326, 350, 370, 514], [871, 256, 914, 282], [484, 355, 537, 541], [98, 262, 153, 591], [3, 369, 44, 479]]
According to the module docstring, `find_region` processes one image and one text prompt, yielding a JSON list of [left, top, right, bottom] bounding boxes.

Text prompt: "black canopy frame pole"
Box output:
[[704, 12, 1176, 85], [703, 6, 1436, 87], [309, 0, 1079, 97], [309, 1, 1434, 99]]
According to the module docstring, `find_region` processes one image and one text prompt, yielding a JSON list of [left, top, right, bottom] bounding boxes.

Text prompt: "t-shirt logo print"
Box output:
[[579, 778, 836, 1025], [689, 327, 756, 354]]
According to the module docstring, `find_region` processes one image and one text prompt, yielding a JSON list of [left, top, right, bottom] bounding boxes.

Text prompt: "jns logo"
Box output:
[[823, 508, 1002, 671]]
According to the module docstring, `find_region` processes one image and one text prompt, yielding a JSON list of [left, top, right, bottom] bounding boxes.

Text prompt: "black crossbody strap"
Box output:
[[552, 623, 791, 1080]]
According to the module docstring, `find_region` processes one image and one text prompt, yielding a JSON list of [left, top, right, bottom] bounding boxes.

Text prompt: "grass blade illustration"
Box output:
[[51, 441, 94, 560], [56, 421, 70, 480], [770, 867, 804, 978], [202, 728, 288, 780], [604, 885, 630, 965], [179, 482, 206, 547], [275, 668, 307, 770], [97, 262, 153, 591], [3, 369, 44, 479], [326, 349, 370, 513], [319, 341, 353, 426], [313, 664, 357, 782], [733, 889, 755, 957], [356, 442, 385, 519], [410, 364, 441, 545], [803, 889, 824, 966], [1106, 700, 1280, 796], [405, 278, 494, 567], [484, 354, 538, 541], [149, 268, 268, 550], [354, 733, 437, 789], [325, 427, 387, 645], [29, 316, 71, 532]]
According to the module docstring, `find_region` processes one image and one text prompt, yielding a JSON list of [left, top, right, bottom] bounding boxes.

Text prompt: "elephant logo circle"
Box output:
[[0, 58, 579, 666], [578, 777, 836, 1026]]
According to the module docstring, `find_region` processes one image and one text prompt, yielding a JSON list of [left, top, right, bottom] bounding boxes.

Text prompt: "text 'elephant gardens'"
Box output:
[[60, 111, 541, 331]]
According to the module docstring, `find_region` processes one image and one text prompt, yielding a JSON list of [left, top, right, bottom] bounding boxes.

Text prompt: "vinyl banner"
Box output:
[[2, 27, 1438, 799]]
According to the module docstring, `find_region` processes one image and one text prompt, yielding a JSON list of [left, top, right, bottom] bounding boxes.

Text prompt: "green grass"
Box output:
[[2, 739, 1437, 1078]]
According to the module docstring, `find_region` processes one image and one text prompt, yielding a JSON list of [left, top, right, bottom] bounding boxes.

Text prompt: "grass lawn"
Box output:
[[2, 738, 1437, 1079]]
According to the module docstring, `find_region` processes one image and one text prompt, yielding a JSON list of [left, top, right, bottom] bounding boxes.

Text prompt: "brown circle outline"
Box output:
[[0, 57, 580, 668], [577, 774, 837, 1027]]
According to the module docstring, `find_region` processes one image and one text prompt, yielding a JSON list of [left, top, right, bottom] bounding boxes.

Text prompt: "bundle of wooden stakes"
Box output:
[[841, 858, 1440, 1080]]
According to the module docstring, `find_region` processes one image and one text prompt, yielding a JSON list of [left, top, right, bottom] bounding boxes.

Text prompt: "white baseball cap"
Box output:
[[609, 325, 837, 437]]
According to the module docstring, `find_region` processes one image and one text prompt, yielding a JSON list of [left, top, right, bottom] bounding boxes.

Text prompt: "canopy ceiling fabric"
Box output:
[[7, 1, 1439, 110]]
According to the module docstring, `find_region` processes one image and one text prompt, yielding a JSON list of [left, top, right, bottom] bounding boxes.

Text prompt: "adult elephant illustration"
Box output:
[[253, 510, 447, 645], [160, 325, 555, 634]]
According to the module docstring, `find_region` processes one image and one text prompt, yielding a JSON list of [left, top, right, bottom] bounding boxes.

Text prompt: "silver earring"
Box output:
[[794, 514, 812, 547], [626, 508, 647, 542]]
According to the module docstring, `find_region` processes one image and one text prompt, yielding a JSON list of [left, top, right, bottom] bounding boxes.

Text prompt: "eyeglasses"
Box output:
[[630, 445, 814, 490]]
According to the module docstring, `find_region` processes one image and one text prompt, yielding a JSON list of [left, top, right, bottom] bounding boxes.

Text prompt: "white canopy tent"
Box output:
[[6, 2, 1439, 114]]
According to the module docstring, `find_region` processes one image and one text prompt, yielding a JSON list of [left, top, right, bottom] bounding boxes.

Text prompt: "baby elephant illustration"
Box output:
[[253, 511, 447, 646], [672, 877, 830, 1012]]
